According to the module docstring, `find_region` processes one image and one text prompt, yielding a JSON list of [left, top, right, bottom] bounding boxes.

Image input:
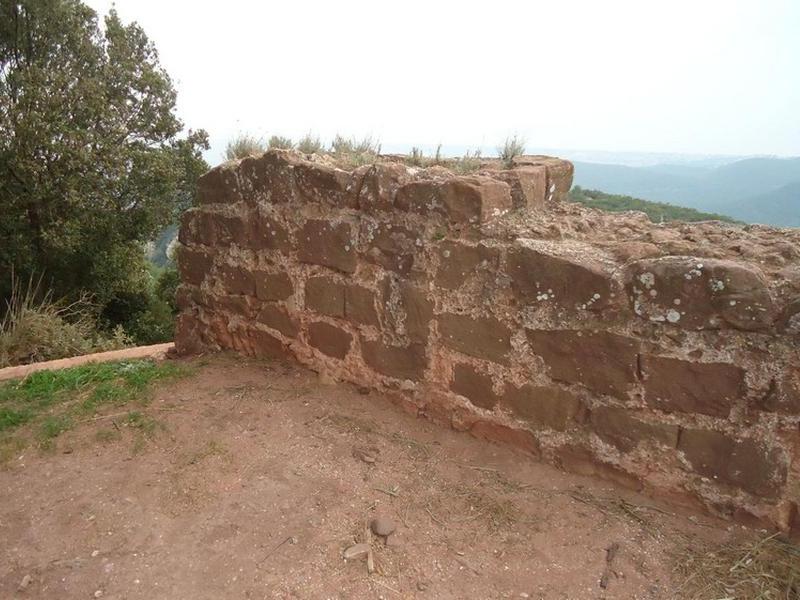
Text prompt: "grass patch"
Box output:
[[0, 359, 190, 451], [225, 134, 266, 160], [675, 533, 800, 599]]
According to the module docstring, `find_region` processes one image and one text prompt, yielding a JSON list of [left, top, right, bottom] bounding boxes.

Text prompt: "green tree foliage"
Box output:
[[569, 186, 739, 224], [0, 0, 208, 328]]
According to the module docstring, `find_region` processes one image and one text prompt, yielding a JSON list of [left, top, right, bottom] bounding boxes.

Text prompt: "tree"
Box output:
[[0, 0, 208, 322]]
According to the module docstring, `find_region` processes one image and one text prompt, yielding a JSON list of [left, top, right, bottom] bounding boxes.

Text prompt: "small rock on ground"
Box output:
[[343, 543, 370, 560], [370, 516, 396, 537]]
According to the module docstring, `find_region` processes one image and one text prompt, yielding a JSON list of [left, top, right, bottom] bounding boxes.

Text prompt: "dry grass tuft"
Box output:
[[497, 134, 526, 168], [675, 532, 800, 599], [224, 134, 266, 160], [267, 135, 294, 150], [296, 132, 324, 154]]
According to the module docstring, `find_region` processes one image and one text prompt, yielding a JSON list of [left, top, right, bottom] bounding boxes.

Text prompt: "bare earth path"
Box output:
[[0, 354, 737, 599]]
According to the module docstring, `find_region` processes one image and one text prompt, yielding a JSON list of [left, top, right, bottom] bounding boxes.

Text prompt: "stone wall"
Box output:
[[175, 149, 800, 534]]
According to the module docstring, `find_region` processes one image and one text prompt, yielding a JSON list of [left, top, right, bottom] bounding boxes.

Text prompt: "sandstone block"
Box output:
[[640, 355, 744, 417], [589, 406, 679, 452], [511, 156, 574, 203], [678, 429, 786, 498], [526, 330, 640, 398], [257, 304, 299, 338], [507, 239, 615, 311], [196, 163, 241, 205], [174, 313, 205, 355], [345, 285, 379, 327], [469, 421, 540, 456], [435, 241, 500, 290], [396, 176, 512, 224], [298, 219, 356, 273], [254, 271, 294, 302], [503, 384, 584, 431], [554, 444, 642, 491], [365, 223, 420, 275], [626, 256, 776, 331], [209, 294, 254, 317], [218, 264, 256, 296], [361, 337, 427, 381], [493, 166, 547, 210], [353, 163, 412, 212], [400, 283, 433, 342], [238, 150, 298, 204], [450, 364, 499, 410], [294, 161, 355, 207], [177, 247, 213, 286], [252, 212, 291, 252], [308, 321, 352, 359], [248, 328, 288, 359], [305, 277, 346, 317], [439, 314, 512, 365]]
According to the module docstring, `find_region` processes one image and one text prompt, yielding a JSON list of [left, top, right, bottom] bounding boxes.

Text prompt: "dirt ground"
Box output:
[[0, 354, 745, 599]]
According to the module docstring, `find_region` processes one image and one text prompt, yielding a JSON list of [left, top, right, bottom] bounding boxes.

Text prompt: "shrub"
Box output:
[[296, 132, 324, 154], [225, 134, 266, 160], [0, 275, 130, 368], [268, 135, 294, 150], [453, 149, 483, 174], [498, 135, 526, 167], [408, 147, 426, 166], [330, 134, 381, 156]]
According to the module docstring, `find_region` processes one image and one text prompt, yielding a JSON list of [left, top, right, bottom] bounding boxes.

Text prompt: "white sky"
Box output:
[[86, 0, 800, 164]]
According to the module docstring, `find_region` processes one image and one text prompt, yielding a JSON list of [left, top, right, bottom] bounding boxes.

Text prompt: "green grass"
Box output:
[[569, 186, 740, 224], [0, 359, 190, 453]]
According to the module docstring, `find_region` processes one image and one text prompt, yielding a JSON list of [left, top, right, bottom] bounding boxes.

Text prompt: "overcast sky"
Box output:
[[86, 0, 799, 164]]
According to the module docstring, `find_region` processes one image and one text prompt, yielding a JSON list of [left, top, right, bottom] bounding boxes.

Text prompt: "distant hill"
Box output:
[[572, 156, 800, 227], [569, 187, 739, 224]]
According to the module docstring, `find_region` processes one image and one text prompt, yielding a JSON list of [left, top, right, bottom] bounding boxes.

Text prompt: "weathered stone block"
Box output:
[[177, 247, 213, 286], [182, 211, 250, 247], [511, 156, 574, 203], [238, 150, 298, 204], [439, 177, 512, 223], [678, 429, 786, 498], [526, 330, 640, 398], [401, 283, 433, 342], [298, 219, 356, 273], [493, 166, 547, 210], [252, 212, 291, 252], [503, 384, 584, 431], [554, 444, 642, 491], [626, 256, 776, 331], [439, 314, 512, 365], [640, 355, 744, 417], [589, 406, 679, 452], [450, 364, 499, 410], [175, 284, 204, 311], [396, 177, 512, 224], [254, 271, 294, 302], [174, 313, 205, 355], [353, 163, 412, 212], [257, 304, 299, 338], [305, 277, 345, 317], [345, 285, 379, 327], [507, 239, 615, 311], [469, 421, 540, 456], [361, 338, 427, 381], [308, 321, 352, 359], [435, 241, 500, 289], [210, 294, 255, 317], [218, 264, 255, 296], [248, 329, 291, 358], [294, 161, 355, 207], [196, 163, 241, 205], [248, 328, 288, 359], [365, 223, 419, 274]]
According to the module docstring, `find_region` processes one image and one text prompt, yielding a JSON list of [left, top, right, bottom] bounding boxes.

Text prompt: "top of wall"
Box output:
[[194, 149, 800, 334]]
